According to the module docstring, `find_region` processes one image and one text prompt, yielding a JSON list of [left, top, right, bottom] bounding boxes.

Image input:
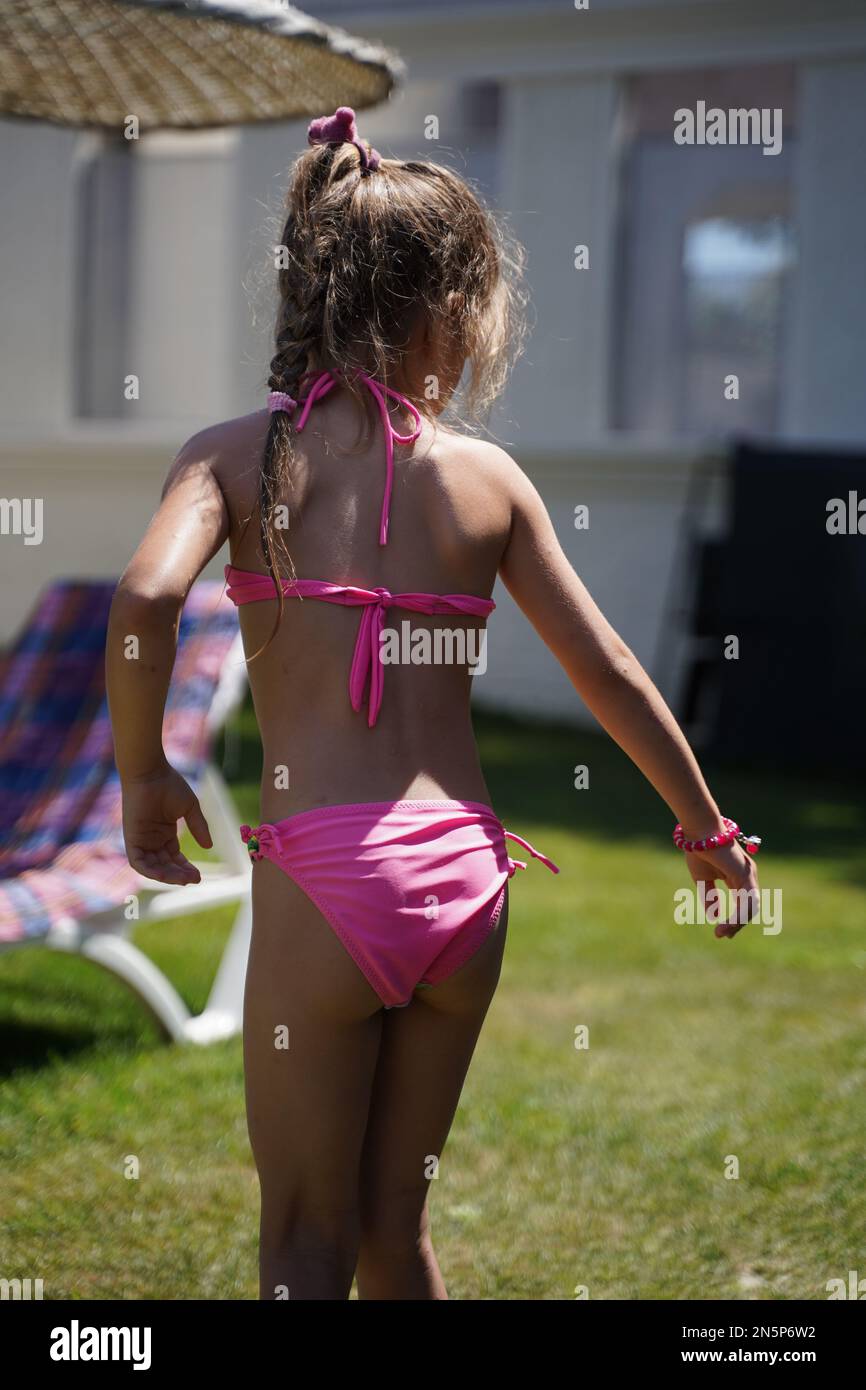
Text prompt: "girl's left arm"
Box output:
[[105, 437, 231, 885]]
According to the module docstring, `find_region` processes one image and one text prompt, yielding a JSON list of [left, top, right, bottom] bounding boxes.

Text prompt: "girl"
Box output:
[[106, 106, 760, 1301]]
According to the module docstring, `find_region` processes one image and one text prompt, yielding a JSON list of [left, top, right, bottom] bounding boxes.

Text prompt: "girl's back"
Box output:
[[211, 384, 514, 816]]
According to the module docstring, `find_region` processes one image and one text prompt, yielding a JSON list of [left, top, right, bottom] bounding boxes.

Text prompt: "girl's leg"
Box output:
[[243, 858, 383, 1300], [356, 890, 509, 1300]]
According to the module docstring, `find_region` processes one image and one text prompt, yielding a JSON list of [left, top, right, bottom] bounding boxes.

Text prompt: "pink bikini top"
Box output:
[[224, 369, 496, 727]]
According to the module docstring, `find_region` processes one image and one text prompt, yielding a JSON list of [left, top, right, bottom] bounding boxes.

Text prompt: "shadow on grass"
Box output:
[[0, 957, 176, 1076], [0, 1021, 114, 1075], [0, 1015, 159, 1077]]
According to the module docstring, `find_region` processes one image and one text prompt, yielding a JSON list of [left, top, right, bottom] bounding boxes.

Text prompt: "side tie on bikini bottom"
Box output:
[[504, 830, 560, 877]]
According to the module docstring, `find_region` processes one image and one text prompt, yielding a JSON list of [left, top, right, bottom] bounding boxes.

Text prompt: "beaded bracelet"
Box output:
[[673, 816, 762, 855]]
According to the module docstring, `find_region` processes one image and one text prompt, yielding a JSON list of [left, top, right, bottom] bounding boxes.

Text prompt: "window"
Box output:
[[613, 64, 798, 438], [680, 210, 795, 434]]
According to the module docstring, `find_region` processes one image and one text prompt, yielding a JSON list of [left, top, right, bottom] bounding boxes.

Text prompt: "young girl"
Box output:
[[106, 106, 760, 1301]]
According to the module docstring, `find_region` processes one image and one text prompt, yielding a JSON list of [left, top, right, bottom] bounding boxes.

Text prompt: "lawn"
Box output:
[[1, 703, 864, 1300]]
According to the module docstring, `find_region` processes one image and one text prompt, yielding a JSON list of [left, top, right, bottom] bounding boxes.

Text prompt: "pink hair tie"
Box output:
[[308, 105, 381, 172], [267, 391, 297, 415]]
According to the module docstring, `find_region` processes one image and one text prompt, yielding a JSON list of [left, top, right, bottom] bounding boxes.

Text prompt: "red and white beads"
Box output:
[[673, 816, 761, 855]]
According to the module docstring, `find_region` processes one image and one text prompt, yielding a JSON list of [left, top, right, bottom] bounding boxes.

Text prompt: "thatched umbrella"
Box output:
[[0, 0, 401, 131]]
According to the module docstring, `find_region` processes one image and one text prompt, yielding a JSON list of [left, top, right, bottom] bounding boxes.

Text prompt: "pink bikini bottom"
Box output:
[[239, 799, 559, 1009]]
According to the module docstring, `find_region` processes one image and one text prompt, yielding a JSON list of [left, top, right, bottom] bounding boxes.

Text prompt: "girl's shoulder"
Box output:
[[400, 425, 529, 557], [416, 421, 528, 491], [156, 412, 269, 558], [167, 409, 270, 511]]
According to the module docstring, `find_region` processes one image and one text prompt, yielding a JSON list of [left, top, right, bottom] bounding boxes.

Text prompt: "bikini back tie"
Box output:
[[225, 568, 495, 728]]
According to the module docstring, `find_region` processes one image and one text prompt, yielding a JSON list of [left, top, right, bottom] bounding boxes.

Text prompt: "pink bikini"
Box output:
[[225, 369, 559, 1009]]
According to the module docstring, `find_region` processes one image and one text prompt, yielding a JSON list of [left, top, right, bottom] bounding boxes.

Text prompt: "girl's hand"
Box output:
[[121, 764, 213, 886], [684, 841, 760, 939]]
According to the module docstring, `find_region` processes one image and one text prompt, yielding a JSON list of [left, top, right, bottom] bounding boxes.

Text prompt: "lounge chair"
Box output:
[[0, 578, 251, 1044]]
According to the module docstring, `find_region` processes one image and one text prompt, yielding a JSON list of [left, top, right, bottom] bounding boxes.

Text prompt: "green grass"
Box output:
[[1, 703, 864, 1300]]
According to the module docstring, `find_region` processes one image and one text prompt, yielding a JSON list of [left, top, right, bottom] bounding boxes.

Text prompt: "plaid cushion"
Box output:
[[0, 579, 241, 943]]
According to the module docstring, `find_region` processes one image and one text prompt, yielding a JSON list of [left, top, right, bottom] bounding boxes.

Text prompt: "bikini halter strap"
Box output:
[[279, 369, 422, 547]]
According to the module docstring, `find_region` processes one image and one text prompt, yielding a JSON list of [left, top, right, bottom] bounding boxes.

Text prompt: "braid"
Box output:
[[255, 187, 335, 656]]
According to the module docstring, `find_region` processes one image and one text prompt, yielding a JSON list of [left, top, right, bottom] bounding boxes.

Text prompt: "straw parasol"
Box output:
[[0, 0, 402, 131]]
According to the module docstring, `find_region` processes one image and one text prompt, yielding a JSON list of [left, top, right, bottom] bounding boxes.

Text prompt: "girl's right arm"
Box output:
[[496, 455, 759, 937]]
